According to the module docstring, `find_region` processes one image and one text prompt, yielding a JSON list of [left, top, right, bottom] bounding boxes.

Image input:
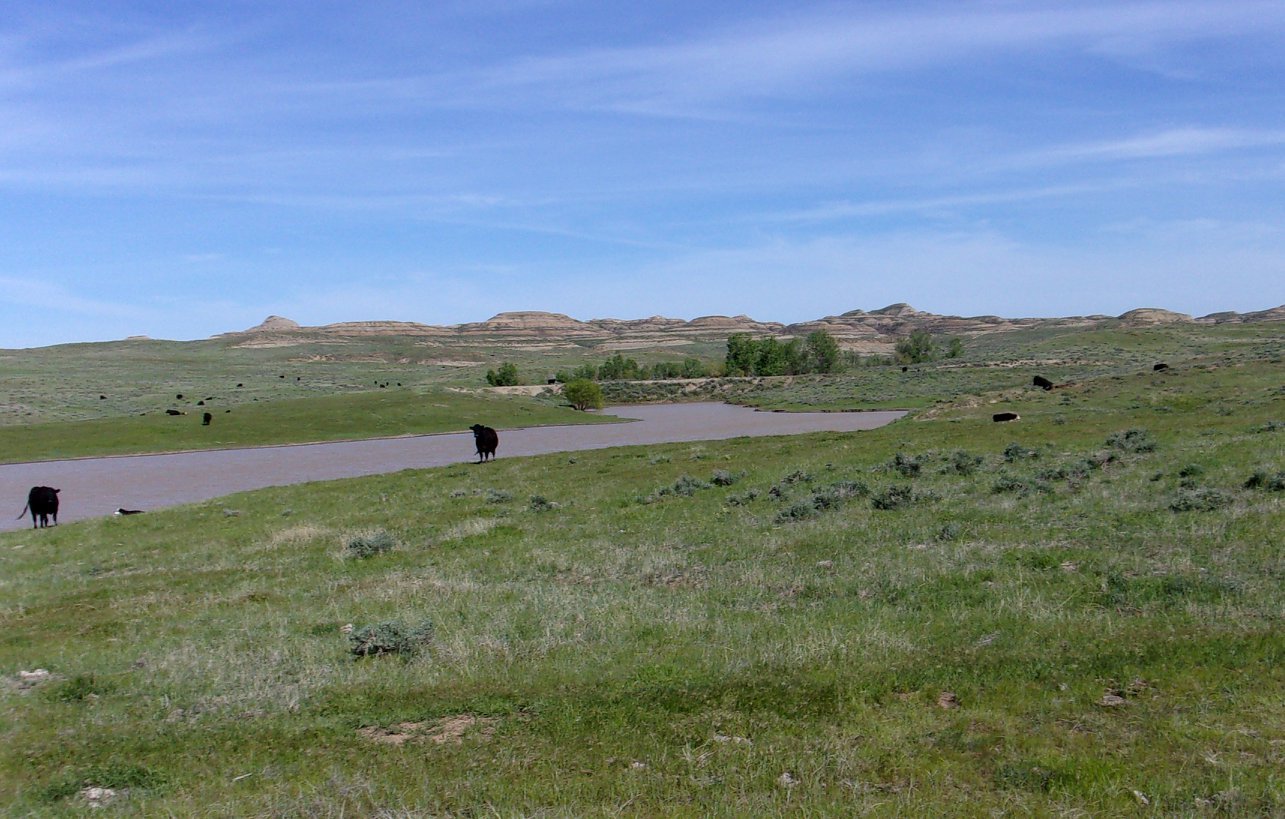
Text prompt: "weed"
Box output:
[[891, 452, 923, 477], [1244, 471, 1285, 491], [946, 450, 983, 475], [528, 495, 561, 511], [1003, 442, 1039, 462], [935, 522, 963, 541], [710, 469, 739, 486], [644, 474, 713, 503], [348, 619, 435, 657], [991, 475, 1050, 496], [871, 484, 933, 510], [344, 530, 396, 559], [775, 501, 818, 523], [43, 673, 113, 703], [37, 762, 165, 803], [1106, 428, 1157, 453], [994, 762, 1059, 793], [485, 488, 513, 503], [1168, 488, 1234, 511]]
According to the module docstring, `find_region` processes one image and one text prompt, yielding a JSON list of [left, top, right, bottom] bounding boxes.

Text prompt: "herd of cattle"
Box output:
[[14, 363, 1172, 529]]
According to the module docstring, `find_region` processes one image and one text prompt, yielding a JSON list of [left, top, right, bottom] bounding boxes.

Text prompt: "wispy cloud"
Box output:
[[763, 181, 1139, 224], [1018, 127, 1285, 165], [417, 1, 1285, 115]]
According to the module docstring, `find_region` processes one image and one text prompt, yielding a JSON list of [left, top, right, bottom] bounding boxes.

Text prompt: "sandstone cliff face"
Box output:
[[222, 303, 1281, 351], [1116, 308, 1194, 326]]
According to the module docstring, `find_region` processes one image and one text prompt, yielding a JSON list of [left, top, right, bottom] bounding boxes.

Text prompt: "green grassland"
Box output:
[[0, 389, 615, 464], [1, 325, 1281, 814]]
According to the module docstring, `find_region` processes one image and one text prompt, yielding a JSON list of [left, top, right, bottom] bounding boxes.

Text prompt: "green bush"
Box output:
[[348, 619, 434, 657], [344, 530, 395, 559], [485, 362, 520, 386], [564, 379, 604, 411]]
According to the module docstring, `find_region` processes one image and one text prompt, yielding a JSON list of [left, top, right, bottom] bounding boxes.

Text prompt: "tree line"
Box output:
[[486, 328, 961, 386]]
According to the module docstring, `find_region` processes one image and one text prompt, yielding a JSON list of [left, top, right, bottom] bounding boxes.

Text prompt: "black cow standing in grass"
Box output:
[[469, 424, 499, 463], [1033, 375, 1054, 391], [17, 486, 60, 528]]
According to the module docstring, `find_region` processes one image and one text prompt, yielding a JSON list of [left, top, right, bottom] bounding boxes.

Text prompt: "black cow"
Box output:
[[114, 508, 144, 516], [469, 424, 499, 462], [1153, 363, 1169, 372], [17, 486, 60, 528], [202, 412, 213, 426], [165, 409, 185, 416], [1033, 375, 1054, 391], [992, 412, 1020, 423]]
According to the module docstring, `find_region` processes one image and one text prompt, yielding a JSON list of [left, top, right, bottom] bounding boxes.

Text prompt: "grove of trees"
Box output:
[[554, 354, 712, 383], [724, 329, 844, 377]]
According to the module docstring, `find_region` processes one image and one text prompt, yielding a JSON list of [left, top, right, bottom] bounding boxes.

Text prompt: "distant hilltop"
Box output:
[[219, 303, 1285, 353]]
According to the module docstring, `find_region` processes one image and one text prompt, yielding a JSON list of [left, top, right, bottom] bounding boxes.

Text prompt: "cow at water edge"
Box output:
[[469, 424, 499, 462], [17, 486, 60, 528]]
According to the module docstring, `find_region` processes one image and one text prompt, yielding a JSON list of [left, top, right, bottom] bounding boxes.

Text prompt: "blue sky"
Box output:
[[1, 1, 1283, 347]]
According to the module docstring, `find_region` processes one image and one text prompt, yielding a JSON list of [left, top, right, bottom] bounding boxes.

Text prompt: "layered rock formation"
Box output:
[[221, 304, 1282, 352]]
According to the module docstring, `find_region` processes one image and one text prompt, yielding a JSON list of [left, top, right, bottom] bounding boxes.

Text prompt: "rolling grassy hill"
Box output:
[[0, 320, 1280, 813]]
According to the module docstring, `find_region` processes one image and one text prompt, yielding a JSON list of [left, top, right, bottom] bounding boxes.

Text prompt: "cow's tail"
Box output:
[[16, 503, 29, 520]]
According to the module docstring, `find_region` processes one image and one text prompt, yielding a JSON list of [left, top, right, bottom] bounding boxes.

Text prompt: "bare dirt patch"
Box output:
[[357, 715, 498, 746]]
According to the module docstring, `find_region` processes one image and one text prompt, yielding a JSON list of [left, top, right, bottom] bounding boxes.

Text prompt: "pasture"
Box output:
[[0, 323, 1281, 814]]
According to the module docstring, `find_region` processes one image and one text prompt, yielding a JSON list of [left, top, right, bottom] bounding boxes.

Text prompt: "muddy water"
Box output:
[[1, 403, 905, 532]]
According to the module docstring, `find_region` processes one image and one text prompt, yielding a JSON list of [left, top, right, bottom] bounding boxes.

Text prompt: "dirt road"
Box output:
[[1, 403, 905, 531]]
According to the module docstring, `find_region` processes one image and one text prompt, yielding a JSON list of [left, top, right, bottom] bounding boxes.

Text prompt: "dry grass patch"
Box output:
[[357, 715, 499, 746]]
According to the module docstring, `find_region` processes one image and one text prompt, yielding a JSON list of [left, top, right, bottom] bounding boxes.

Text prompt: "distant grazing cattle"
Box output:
[[1153, 363, 1169, 372], [165, 409, 185, 416], [114, 508, 143, 516], [17, 486, 59, 529], [176, 394, 183, 400], [236, 383, 243, 388], [470, 424, 499, 462], [992, 412, 1020, 423], [901, 366, 909, 373], [202, 412, 213, 426], [99, 395, 107, 400], [1033, 375, 1054, 391]]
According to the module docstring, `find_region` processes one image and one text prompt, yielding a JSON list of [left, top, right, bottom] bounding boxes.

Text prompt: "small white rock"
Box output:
[[81, 786, 118, 807]]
